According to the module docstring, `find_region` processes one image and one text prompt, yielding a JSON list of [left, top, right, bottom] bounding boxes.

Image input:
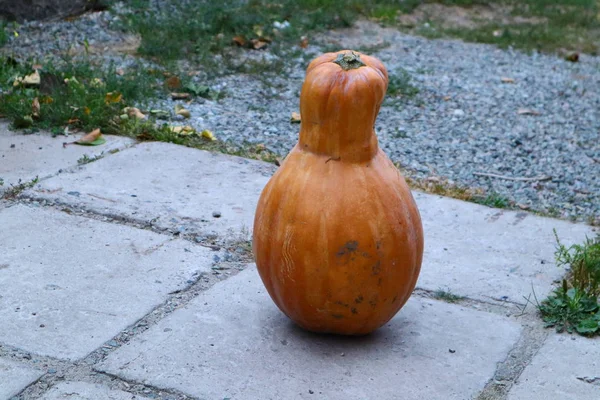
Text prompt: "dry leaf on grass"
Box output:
[[201, 129, 216, 141], [169, 125, 196, 136], [104, 91, 123, 104], [501, 77, 515, 83], [123, 107, 146, 119], [31, 97, 40, 119], [251, 39, 269, 50], [232, 36, 247, 46], [13, 70, 41, 87], [175, 104, 191, 118], [300, 36, 309, 48], [166, 76, 181, 90]]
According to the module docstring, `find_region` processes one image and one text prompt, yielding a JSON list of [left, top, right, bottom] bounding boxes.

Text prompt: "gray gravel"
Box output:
[[1, 10, 599, 224]]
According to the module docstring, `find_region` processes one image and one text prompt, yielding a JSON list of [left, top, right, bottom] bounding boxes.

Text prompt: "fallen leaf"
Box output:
[[105, 91, 123, 104], [39, 96, 54, 104], [116, 68, 125, 76], [169, 125, 196, 136], [175, 104, 191, 119], [232, 36, 247, 47], [63, 129, 106, 147], [565, 52, 579, 62], [442, 96, 451, 101], [501, 77, 515, 83], [75, 129, 106, 146], [251, 39, 268, 50], [171, 92, 191, 100], [166, 76, 181, 90], [201, 129, 216, 141], [253, 25, 264, 37], [84, 106, 91, 115], [123, 107, 146, 119], [150, 109, 170, 119], [32, 64, 43, 70], [67, 118, 80, 124], [517, 108, 541, 116], [32, 97, 40, 119], [300, 36, 309, 48], [517, 203, 530, 210], [13, 70, 41, 87], [290, 112, 301, 123]]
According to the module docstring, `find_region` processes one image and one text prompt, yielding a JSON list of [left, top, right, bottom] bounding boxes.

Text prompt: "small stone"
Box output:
[[449, 349, 456, 353], [10, 144, 15, 148], [212, 211, 222, 218]]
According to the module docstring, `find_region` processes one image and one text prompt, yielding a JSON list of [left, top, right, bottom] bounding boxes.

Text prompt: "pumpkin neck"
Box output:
[[333, 52, 366, 71]]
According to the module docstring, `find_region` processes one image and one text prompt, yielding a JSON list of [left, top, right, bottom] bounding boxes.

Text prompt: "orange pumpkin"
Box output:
[[253, 50, 424, 335]]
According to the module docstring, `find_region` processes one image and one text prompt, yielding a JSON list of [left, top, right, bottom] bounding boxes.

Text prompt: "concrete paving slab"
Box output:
[[414, 192, 596, 304], [26, 144, 595, 303], [41, 381, 152, 400], [99, 267, 521, 400], [0, 122, 135, 193], [508, 334, 600, 400], [26, 142, 275, 237], [0, 358, 43, 399], [0, 204, 213, 360]]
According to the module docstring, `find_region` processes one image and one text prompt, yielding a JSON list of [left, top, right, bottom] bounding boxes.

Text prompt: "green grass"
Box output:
[[386, 67, 420, 99], [473, 192, 511, 208], [0, 57, 159, 134], [433, 288, 465, 303], [537, 232, 600, 336], [1, 177, 39, 199], [400, 0, 600, 55]]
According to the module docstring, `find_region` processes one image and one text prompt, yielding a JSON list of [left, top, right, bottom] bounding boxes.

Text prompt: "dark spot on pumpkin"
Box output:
[[372, 261, 381, 275], [331, 313, 344, 319], [376, 241, 382, 250], [378, 277, 383, 286], [392, 295, 398, 303], [351, 307, 358, 314], [335, 301, 349, 308], [336, 241, 359, 257], [361, 252, 371, 258], [355, 295, 363, 304], [369, 299, 378, 307]]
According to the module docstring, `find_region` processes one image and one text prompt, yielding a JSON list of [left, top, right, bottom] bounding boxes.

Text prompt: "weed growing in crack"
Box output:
[[2, 176, 39, 199], [536, 231, 600, 336], [432, 288, 465, 303]]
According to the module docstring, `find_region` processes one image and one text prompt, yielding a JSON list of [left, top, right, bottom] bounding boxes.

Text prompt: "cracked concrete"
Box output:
[[1, 122, 598, 400]]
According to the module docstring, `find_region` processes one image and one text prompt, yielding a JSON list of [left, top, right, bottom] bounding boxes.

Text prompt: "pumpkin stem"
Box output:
[[333, 51, 366, 71]]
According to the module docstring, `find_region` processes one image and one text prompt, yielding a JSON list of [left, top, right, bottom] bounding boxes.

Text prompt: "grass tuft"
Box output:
[[537, 231, 600, 336]]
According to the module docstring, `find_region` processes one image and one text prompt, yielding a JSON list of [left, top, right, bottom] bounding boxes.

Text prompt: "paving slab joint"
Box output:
[[8, 197, 255, 260], [413, 288, 526, 316], [476, 323, 549, 400], [9, 263, 248, 400]]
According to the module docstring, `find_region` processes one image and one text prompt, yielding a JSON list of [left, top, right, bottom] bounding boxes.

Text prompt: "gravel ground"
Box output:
[[2, 10, 599, 224]]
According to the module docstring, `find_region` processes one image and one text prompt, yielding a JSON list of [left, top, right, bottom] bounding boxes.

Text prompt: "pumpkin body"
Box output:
[[253, 50, 424, 335]]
